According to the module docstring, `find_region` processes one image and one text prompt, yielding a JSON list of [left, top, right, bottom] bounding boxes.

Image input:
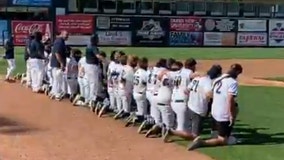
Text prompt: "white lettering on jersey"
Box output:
[[172, 68, 193, 101], [211, 75, 238, 122], [133, 68, 148, 94], [187, 76, 212, 116], [118, 65, 134, 94]]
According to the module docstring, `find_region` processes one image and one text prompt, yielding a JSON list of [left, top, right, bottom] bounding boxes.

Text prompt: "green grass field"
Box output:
[[0, 47, 284, 160]]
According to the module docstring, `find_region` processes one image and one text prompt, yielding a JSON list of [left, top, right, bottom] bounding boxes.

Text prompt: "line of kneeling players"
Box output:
[[19, 49, 242, 151]]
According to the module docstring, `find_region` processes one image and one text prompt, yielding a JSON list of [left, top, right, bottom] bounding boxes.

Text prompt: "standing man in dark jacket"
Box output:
[[25, 33, 35, 87], [84, 34, 100, 107], [50, 30, 69, 100], [3, 35, 16, 82], [29, 31, 45, 93]]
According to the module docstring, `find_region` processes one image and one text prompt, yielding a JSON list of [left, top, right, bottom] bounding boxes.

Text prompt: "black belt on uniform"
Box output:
[[157, 103, 166, 106], [153, 93, 158, 96], [173, 100, 185, 103], [67, 77, 77, 80], [137, 92, 144, 94]]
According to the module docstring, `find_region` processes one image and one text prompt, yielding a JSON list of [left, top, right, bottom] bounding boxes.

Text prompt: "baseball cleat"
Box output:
[[72, 94, 81, 106], [113, 110, 123, 120], [137, 120, 147, 134], [95, 102, 101, 115], [187, 136, 203, 151], [125, 114, 135, 127], [98, 105, 107, 117], [145, 125, 160, 138], [49, 94, 55, 100], [162, 128, 171, 143], [89, 101, 96, 112]]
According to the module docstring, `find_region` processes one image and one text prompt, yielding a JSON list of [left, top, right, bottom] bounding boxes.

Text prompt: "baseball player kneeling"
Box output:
[[125, 57, 148, 127], [145, 60, 181, 138], [114, 55, 138, 119], [162, 58, 196, 142], [188, 64, 242, 150]]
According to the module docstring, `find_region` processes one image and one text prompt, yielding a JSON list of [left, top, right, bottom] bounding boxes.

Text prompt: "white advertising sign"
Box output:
[[238, 20, 267, 32], [237, 32, 267, 46], [97, 31, 131, 46], [65, 35, 90, 46], [269, 20, 284, 46]]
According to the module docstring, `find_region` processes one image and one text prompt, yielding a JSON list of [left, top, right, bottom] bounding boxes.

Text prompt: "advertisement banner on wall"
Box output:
[[56, 15, 94, 34], [237, 32, 267, 46], [12, 0, 51, 6], [204, 32, 235, 46], [96, 16, 132, 31], [170, 18, 202, 32], [169, 32, 203, 46], [65, 35, 90, 46], [238, 20, 267, 32], [204, 19, 236, 32], [268, 20, 284, 46], [96, 31, 131, 46], [0, 20, 8, 45], [12, 21, 52, 45], [132, 18, 169, 46]]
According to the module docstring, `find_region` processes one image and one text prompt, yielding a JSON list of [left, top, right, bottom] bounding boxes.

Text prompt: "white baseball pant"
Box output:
[[26, 58, 32, 86], [29, 58, 44, 92], [61, 73, 68, 94], [133, 92, 147, 116], [171, 101, 189, 132], [67, 77, 78, 95], [78, 77, 89, 100], [84, 64, 99, 102], [152, 95, 174, 129], [118, 90, 132, 113], [51, 68, 64, 98], [5, 59, 16, 79], [107, 87, 116, 110], [146, 91, 158, 118]]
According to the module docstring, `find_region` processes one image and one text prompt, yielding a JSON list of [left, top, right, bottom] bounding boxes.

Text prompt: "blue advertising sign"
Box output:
[[12, 0, 50, 6], [0, 20, 8, 45], [169, 31, 203, 46]]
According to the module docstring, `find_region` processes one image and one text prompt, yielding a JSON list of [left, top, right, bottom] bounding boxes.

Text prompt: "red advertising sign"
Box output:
[[170, 18, 202, 31], [12, 21, 52, 45], [56, 15, 94, 34]]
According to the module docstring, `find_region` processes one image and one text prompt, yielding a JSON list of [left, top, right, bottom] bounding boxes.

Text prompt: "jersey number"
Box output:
[[134, 76, 139, 85], [190, 80, 199, 92], [215, 82, 222, 94], [148, 73, 157, 84], [162, 78, 170, 86], [173, 76, 182, 87]]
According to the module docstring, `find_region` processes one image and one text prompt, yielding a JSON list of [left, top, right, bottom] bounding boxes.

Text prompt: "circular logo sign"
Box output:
[[205, 19, 216, 31]]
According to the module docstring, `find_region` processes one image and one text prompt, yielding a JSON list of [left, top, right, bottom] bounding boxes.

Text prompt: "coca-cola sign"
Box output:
[[12, 21, 53, 45]]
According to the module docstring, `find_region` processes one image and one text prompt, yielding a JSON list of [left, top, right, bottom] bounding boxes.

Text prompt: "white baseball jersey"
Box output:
[[133, 68, 148, 94], [187, 76, 212, 116], [211, 75, 238, 122], [156, 71, 176, 104], [151, 67, 167, 94], [172, 68, 193, 101], [78, 56, 86, 78], [107, 61, 116, 90], [118, 65, 134, 94], [66, 57, 78, 78], [113, 63, 124, 91]]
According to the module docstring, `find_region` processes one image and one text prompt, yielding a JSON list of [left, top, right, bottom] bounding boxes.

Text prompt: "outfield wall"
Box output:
[[1, 14, 284, 47]]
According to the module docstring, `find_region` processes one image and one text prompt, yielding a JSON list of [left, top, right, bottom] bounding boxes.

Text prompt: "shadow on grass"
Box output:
[[173, 118, 284, 146], [0, 116, 40, 135]]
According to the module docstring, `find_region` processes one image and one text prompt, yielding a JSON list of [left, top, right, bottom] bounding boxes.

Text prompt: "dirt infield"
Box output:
[[0, 59, 283, 160]]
